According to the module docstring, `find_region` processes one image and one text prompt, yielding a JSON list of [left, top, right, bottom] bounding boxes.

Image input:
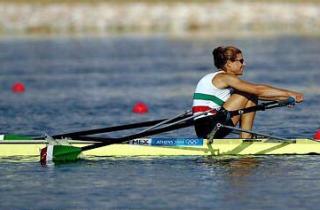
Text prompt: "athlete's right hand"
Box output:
[[291, 92, 304, 103]]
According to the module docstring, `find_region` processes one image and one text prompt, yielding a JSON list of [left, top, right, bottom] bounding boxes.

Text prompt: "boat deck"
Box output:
[[1, 138, 320, 157]]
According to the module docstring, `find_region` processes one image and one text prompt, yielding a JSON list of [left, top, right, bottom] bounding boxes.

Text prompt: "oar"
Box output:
[[40, 109, 213, 165], [207, 97, 296, 141], [73, 97, 295, 140], [75, 97, 295, 144], [1, 111, 192, 141], [40, 97, 296, 164], [229, 97, 295, 117], [51, 110, 192, 139], [0, 120, 166, 141], [40, 120, 194, 165], [215, 123, 294, 142]]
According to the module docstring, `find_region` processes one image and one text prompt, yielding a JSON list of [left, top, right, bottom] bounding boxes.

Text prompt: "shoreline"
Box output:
[[1, 31, 320, 40], [1, 2, 320, 37]]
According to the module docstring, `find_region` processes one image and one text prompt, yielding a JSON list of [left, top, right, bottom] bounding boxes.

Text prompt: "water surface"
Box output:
[[0, 36, 320, 210]]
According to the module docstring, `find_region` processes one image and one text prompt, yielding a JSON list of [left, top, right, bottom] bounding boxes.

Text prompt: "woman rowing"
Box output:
[[192, 46, 304, 139]]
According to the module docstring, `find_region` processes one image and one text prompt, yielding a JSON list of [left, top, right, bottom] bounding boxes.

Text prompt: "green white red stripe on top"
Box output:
[[192, 71, 232, 119]]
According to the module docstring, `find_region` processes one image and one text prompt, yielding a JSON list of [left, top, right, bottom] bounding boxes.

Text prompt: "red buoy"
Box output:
[[12, 82, 25, 93], [314, 129, 320, 141], [132, 102, 149, 114]]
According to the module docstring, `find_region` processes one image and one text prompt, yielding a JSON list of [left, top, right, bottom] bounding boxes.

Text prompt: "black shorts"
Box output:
[[194, 109, 234, 139]]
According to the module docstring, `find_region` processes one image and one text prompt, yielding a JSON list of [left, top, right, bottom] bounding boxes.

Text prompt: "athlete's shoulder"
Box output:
[[214, 72, 238, 82]]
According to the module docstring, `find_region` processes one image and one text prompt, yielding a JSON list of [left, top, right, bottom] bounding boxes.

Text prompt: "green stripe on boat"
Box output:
[[2, 134, 33, 140], [193, 93, 224, 106]]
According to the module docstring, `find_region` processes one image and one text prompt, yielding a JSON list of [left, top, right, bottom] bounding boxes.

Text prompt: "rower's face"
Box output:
[[227, 53, 246, 76]]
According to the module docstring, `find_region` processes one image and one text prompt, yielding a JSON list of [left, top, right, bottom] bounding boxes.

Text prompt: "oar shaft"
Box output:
[[33, 110, 193, 140], [230, 104, 266, 117], [54, 119, 166, 138], [33, 117, 185, 140], [230, 97, 295, 117], [69, 99, 293, 147], [219, 124, 293, 142], [137, 110, 192, 134], [75, 108, 215, 146], [80, 120, 194, 151]]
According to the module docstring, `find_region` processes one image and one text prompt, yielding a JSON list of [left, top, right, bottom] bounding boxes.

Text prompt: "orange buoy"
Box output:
[[132, 102, 149, 114], [11, 82, 25, 93]]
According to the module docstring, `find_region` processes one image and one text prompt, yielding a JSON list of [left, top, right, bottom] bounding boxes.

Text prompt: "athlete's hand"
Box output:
[[291, 92, 304, 103]]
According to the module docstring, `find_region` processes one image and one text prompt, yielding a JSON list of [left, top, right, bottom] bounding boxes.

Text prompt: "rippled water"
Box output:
[[0, 35, 320, 210]]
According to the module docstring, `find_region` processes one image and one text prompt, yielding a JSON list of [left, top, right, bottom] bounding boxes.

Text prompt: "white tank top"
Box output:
[[192, 71, 233, 119]]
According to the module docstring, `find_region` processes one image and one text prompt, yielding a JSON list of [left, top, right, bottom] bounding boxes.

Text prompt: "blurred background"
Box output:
[[0, 0, 319, 37]]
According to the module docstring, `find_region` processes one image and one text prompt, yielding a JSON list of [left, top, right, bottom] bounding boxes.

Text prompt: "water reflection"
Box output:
[[200, 156, 260, 182]]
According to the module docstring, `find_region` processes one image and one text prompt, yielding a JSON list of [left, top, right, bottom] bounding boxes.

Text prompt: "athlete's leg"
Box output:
[[222, 92, 258, 138], [239, 96, 257, 138]]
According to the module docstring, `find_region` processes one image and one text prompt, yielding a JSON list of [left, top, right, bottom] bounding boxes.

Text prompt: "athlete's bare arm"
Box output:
[[213, 73, 304, 102]]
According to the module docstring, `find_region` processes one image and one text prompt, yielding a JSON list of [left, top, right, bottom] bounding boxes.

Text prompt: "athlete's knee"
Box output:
[[249, 95, 258, 105], [233, 91, 257, 102]]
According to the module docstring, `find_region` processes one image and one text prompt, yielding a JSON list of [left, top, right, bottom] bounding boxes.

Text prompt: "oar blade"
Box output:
[[40, 145, 82, 165]]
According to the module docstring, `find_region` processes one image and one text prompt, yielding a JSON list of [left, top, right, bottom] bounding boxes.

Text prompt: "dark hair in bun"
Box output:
[[212, 46, 242, 69]]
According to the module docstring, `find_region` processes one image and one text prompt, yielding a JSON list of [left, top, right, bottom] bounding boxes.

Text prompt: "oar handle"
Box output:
[[278, 96, 296, 106], [230, 97, 296, 117]]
